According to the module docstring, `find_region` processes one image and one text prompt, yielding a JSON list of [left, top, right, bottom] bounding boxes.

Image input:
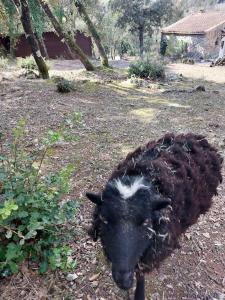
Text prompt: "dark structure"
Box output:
[[0, 31, 92, 59], [87, 133, 223, 300]]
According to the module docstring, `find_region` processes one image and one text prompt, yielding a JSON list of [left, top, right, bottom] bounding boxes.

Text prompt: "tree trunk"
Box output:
[[37, 34, 49, 58], [74, 0, 109, 68], [13, 0, 49, 79], [38, 0, 95, 71], [9, 37, 16, 58], [139, 26, 144, 59]]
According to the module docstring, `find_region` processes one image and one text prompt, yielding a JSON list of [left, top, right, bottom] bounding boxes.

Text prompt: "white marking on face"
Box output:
[[158, 233, 169, 241], [114, 177, 150, 199], [158, 216, 170, 224]]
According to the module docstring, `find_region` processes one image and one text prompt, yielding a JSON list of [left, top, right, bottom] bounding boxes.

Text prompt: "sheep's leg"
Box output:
[[134, 272, 145, 300], [125, 290, 131, 300]]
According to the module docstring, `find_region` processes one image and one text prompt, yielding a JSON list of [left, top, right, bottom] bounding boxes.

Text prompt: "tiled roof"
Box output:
[[162, 11, 225, 35]]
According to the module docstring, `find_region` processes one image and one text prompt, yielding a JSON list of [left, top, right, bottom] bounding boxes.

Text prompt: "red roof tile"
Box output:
[[162, 11, 225, 35]]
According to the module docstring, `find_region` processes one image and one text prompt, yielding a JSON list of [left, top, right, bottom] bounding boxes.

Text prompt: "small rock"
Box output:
[[222, 277, 225, 287], [166, 284, 174, 289], [91, 280, 99, 288], [151, 292, 160, 300], [89, 273, 100, 282], [66, 273, 78, 281], [195, 85, 206, 92], [202, 232, 210, 238]]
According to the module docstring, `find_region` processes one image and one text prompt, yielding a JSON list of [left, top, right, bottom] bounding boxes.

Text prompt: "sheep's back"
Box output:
[[111, 133, 222, 231]]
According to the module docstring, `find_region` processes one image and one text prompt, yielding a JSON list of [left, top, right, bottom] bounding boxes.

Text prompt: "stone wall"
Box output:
[[165, 27, 225, 60]]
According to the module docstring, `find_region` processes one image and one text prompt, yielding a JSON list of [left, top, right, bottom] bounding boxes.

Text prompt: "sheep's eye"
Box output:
[[99, 215, 108, 224]]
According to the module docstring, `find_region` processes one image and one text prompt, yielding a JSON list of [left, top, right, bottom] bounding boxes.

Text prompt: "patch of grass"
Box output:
[[0, 57, 8, 69], [130, 107, 158, 122], [96, 65, 113, 72], [82, 81, 100, 92]]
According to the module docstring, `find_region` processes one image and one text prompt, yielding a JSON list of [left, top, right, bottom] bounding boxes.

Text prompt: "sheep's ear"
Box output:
[[86, 192, 102, 205], [152, 196, 171, 211]]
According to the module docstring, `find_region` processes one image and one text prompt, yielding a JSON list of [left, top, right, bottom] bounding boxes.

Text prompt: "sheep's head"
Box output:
[[86, 176, 170, 290]]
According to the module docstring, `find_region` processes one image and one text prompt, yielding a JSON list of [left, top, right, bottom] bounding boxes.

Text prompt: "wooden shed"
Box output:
[[0, 31, 92, 59]]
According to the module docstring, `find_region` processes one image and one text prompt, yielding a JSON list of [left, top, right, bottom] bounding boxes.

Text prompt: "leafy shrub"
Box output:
[[128, 59, 165, 80], [182, 58, 195, 65], [17, 56, 50, 72], [57, 79, 76, 93], [118, 40, 131, 57], [17, 56, 38, 71], [166, 36, 188, 58], [160, 37, 168, 56], [0, 46, 7, 58], [0, 118, 79, 276], [0, 57, 8, 69]]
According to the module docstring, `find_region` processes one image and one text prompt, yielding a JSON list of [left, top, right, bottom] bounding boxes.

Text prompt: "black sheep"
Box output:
[[86, 133, 223, 300]]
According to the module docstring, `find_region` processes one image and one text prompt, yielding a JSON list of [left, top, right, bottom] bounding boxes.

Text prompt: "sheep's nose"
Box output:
[[112, 270, 134, 290]]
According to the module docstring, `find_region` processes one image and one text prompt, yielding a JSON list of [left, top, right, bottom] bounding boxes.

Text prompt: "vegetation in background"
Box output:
[[75, 0, 109, 67], [110, 0, 174, 57], [1, 0, 20, 57], [166, 36, 188, 58], [129, 58, 165, 80], [17, 55, 38, 71], [0, 117, 79, 276], [0, 57, 8, 69]]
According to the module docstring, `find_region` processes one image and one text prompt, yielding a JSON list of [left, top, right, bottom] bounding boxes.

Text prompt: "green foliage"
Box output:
[[17, 56, 38, 71], [29, 0, 46, 38], [110, 0, 174, 55], [118, 40, 131, 57], [160, 36, 168, 56], [1, 0, 17, 35], [17, 56, 50, 73], [0, 116, 80, 276], [57, 79, 76, 93], [53, 6, 66, 25], [166, 37, 188, 58], [0, 57, 8, 69], [1, 0, 20, 56], [128, 58, 165, 80]]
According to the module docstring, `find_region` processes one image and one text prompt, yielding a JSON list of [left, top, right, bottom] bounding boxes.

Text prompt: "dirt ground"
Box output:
[[0, 61, 225, 300], [166, 63, 225, 84]]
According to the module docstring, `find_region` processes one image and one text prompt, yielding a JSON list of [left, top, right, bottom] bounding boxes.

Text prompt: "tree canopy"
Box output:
[[110, 0, 174, 57]]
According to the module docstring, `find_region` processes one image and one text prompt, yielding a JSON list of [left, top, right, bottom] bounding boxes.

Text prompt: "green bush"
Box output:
[[166, 36, 188, 58], [0, 57, 8, 69], [128, 59, 165, 80], [0, 118, 79, 277], [17, 56, 38, 71], [57, 79, 76, 93]]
